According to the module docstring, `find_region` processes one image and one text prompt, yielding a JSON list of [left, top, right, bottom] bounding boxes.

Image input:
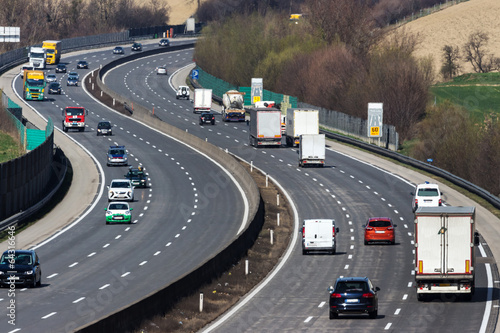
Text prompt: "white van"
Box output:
[[412, 182, 442, 212], [302, 219, 339, 255]]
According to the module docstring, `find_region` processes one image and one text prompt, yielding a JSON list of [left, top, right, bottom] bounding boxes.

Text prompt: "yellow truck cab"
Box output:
[[42, 40, 62, 65]]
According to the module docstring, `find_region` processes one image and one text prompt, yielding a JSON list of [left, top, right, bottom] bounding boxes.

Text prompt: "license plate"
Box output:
[[438, 283, 451, 286], [375, 230, 385, 234], [114, 216, 123, 220], [72, 122, 77, 125], [346, 299, 359, 303], [8, 277, 19, 280]]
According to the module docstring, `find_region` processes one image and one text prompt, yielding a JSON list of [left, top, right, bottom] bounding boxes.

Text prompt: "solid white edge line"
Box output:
[[201, 170, 299, 333], [479, 241, 493, 333]]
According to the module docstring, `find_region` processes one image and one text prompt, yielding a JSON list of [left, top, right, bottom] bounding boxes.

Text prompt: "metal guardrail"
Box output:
[[322, 130, 500, 210]]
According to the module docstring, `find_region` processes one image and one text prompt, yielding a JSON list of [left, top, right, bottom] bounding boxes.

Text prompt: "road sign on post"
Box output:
[[251, 78, 263, 105], [367, 103, 383, 138], [191, 69, 199, 80]]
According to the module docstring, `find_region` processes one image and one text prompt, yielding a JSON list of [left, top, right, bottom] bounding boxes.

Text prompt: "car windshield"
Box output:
[[336, 281, 367, 292], [98, 122, 111, 129], [417, 188, 439, 197], [112, 181, 130, 188], [27, 79, 45, 86], [50, 83, 60, 88], [110, 149, 124, 155], [109, 203, 128, 210], [368, 220, 391, 228], [66, 108, 84, 116], [0, 253, 32, 265]]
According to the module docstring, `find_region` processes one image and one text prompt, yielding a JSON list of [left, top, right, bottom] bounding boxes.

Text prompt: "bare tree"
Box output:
[[440, 45, 461, 80], [463, 31, 500, 73]]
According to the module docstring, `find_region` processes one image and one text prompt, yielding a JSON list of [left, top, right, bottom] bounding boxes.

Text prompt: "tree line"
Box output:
[[195, 0, 500, 196]]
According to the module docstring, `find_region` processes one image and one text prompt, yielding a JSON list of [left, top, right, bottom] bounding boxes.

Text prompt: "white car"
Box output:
[[156, 66, 167, 75], [108, 179, 134, 202], [412, 182, 442, 212], [46, 74, 57, 83], [105, 201, 133, 224], [176, 86, 190, 100]]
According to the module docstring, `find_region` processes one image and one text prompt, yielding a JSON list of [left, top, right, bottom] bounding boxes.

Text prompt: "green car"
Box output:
[[105, 202, 133, 224]]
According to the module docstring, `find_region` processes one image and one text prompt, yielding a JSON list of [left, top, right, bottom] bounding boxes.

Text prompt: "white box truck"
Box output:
[[299, 134, 325, 167], [302, 219, 339, 255], [249, 108, 282, 147], [193, 88, 212, 113], [414, 206, 478, 301], [286, 108, 319, 146]]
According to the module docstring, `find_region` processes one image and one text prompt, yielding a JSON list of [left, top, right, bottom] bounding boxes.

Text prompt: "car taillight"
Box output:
[[366, 227, 373, 231], [362, 293, 374, 298], [415, 199, 418, 205], [330, 293, 342, 298], [332, 227, 335, 236], [302, 227, 305, 237], [439, 199, 442, 205], [387, 226, 394, 231]]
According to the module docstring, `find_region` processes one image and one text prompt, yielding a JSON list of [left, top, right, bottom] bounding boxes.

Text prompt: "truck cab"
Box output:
[[62, 106, 87, 132]]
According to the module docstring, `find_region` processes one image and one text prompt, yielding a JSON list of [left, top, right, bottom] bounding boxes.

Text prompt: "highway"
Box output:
[[103, 49, 498, 332], [0, 41, 247, 332], [0, 40, 497, 332]]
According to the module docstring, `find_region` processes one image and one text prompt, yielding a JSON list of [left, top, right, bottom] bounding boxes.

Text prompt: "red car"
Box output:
[[364, 217, 396, 245]]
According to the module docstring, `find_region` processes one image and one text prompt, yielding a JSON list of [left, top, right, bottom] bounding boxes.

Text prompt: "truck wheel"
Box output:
[[80, 127, 84, 132], [302, 249, 307, 255], [417, 294, 425, 302], [63, 125, 67, 132]]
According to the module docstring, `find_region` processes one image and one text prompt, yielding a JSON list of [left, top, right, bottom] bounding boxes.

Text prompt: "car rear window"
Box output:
[[368, 220, 391, 228], [336, 281, 368, 292], [417, 188, 439, 197]]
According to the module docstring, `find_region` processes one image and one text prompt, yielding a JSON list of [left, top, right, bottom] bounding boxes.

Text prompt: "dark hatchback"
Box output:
[[0, 250, 42, 288], [55, 63, 67, 73], [131, 42, 142, 51], [77, 60, 88, 69], [328, 277, 379, 319], [97, 120, 113, 136], [199, 112, 215, 125], [48, 82, 62, 94]]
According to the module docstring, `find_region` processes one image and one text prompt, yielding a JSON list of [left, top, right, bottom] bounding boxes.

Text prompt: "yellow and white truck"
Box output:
[[42, 40, 62, 65]]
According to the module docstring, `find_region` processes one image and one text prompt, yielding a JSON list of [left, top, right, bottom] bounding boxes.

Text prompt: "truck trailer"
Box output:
[[299, 134, 325, 167], [285, 108, 319, 146], [193, 89, 212, 114], [414, 206, 478, 301], [249, 108, 282, 147]]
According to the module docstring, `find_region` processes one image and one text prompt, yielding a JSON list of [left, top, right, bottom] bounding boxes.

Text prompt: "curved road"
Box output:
[[0, 40, 247, 332], [104, 49, 499, 332]]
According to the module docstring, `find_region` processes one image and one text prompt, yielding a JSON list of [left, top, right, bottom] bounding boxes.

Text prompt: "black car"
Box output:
[[328, 277, 379, 319], [113, 46, 124, 54], [131, 42, 142, 51], [199, 112, 215, 125], [124, 167, 148, 188], [55, 63, 67, 73], [97, 120, 113, 136], [77, 60, 88, 69], [48, 82, 62, 94], [0, 250, 42, 288], [158, 38, 170, 47]]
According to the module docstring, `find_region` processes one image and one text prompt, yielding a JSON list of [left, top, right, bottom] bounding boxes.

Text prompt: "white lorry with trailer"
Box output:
[[302, 219, 339, 255], [221, 90, 245, 122], [299, 134, 325, 167], [29, 47, 46, 69], [193, 88, 212, 113], [249, 108, 282, 147], [414, 206, 478, 301], [286, 108, 319, 146]]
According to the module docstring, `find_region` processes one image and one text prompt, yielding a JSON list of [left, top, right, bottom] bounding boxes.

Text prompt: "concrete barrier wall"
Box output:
[[76, 46, 263, 332]]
